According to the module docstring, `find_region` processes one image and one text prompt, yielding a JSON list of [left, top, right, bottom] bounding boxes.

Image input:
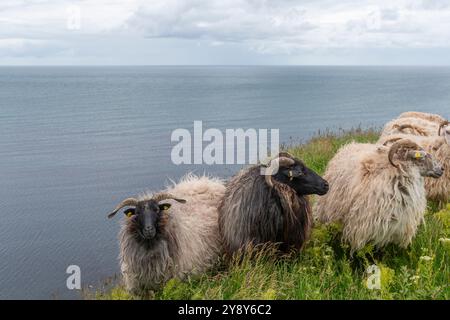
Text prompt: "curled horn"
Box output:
[[278, 156, 296, 167], [395, 124, 426, 136], [396, 124, 414, 131], [264, 154, 295, 188], [438, 121, 449, 136], [278, 151, 295, 159], [388, 139, 421, 168], [107, 198, 138, 219], [152, 193, 187, 204], [382, 136, 403, 146]]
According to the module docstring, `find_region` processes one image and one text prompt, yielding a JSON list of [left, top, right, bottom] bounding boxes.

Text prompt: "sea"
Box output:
[[0, 66, 449, 299]]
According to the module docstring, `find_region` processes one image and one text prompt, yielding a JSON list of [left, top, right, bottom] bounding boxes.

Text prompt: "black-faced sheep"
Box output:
[[218, 152, 329, 255], [107, 174, 225, 295], [314, 139, 443, 252]]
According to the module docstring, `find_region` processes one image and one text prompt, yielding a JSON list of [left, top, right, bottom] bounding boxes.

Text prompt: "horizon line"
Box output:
[[1, 64, 450, 67]]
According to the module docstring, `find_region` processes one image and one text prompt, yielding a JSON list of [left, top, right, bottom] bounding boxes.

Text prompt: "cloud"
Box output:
[[123, 0, 450, 52], [126, 1, 316, 41], [418, 0, 450, 10], [0, 0, 450, 63]]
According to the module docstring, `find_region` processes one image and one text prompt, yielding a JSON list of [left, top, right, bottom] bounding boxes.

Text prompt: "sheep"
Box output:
[[398, 111, 447, 124], [382, 111, 448, 138], [106, 174, 226, 295], [380, 117, 440, 137], [314, 139, 444, 252], [218, 152, 329, 256], [378, 132, 450, 205]]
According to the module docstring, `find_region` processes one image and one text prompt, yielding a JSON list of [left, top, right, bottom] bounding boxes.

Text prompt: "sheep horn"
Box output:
[[382, 137, 403, 146], [396, 124, 414, 131], [277, 151, 295, 159], [438, 121, 449, 136], [396, 124, 427, 135], [388, 142, 403, 168], [388, 139, 420, 168], [264, 155, 295, 187], [278, 156, 295, 167], [152, 193, 187, 204], [107, 198, 138, 219]]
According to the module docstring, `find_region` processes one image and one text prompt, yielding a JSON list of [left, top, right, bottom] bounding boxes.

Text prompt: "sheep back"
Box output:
[[398, 111, 446, 124], [219, 165, 311, 255], [381, 117, 438, 138]]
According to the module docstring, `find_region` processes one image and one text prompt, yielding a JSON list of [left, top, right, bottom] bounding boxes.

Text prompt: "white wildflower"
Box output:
[[419, 255, 432, 261]]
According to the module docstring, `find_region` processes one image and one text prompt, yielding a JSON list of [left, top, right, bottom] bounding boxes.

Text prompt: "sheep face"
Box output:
[[412, 152, 443, 178], [389, 141, 443, 178], [272, 159, 329, 196], [107, 194, 186, 245], [124, 200, 172, 241]]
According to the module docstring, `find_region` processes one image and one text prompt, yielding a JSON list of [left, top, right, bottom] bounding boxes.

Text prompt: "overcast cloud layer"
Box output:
[[1, 0, 450, 65]]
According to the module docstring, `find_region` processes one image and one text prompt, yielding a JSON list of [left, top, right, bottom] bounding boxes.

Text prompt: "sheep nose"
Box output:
[[143, 225, 156, 237]]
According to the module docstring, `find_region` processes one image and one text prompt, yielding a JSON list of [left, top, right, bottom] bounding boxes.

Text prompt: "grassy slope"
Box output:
[[92, 129, 449, 300]]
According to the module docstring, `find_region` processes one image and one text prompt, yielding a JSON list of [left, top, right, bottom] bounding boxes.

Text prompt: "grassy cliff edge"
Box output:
[[90, 129, 449, 300]]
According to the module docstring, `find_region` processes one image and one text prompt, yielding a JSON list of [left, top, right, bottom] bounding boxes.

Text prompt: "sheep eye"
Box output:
[[158, 203, 171, 211], [124, 208, 136, 217]]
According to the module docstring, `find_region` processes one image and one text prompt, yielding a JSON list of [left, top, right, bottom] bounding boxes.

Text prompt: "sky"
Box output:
[[1, 0, 450, 65]]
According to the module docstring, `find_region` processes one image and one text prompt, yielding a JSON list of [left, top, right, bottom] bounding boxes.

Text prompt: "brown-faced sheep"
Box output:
[[218, 152, 329, 256], [379, 132, 450, 205], [314, 139, 443, 252], [107, 174, 225, 295]]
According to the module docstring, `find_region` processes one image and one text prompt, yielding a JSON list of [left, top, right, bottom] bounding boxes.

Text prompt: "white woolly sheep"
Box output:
[[382, 111, 448, 138], [107, 174, 226, 295], [314, 139, 443, 252], [398, 111, 446, 124], [380, 117, 440, 137]]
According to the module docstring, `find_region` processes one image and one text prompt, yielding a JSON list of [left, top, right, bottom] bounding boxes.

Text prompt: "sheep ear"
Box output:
[[159, 203, 171, 211], [282, 167, 302, 180]]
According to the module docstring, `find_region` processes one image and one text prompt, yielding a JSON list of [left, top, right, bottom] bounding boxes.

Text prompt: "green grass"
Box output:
[[90, 128, 449, 300]]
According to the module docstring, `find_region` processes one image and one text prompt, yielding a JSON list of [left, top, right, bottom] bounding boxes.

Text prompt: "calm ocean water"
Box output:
[[0, 66, 449, 299]]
